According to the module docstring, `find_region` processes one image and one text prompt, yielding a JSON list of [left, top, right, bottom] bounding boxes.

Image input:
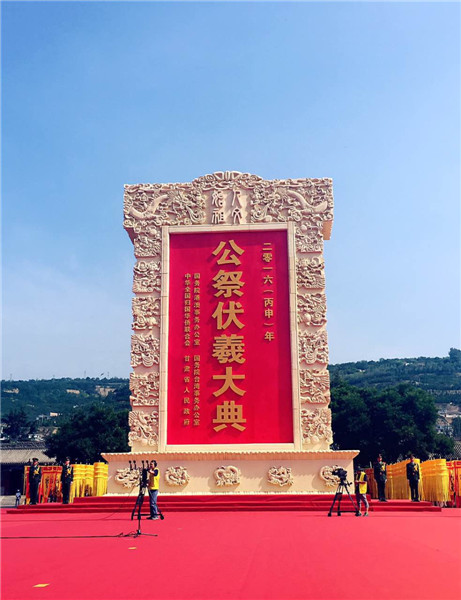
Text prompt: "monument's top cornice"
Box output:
[[123, 171, 334, 241]]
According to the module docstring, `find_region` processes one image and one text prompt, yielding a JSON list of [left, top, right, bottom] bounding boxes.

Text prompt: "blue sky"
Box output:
[[2, 1, 460, 380]]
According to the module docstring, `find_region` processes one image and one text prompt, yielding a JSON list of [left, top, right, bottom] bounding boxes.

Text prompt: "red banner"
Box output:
[[167, 229, 293, 444]]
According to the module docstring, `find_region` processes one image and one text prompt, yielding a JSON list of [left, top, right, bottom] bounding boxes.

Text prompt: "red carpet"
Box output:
[[2, 509, 460, 600]]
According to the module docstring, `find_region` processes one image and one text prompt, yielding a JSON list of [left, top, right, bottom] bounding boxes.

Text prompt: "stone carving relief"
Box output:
[[298, 330, 328, 365], [134, 230, 162, 258], [214, 465, 241, 487], [130, 372, 160, 406], [114, 468, 141, 488], [250, 179, 333, 225], [297, 293, 327, 327], [299, 369, 330, 404], [132, 297, 161, 331], [301, 407, 333, 445], [319, 465, 342, 488], [165, 466, 190, 486], [267, 466, 294, 487], [295, 221, 324, 254], [131, 333, 160, 368], [124, 185, 206, 233], [192, 171, 263, 190], [296, 256, 325, 289], [133, 260, 161, 293], [128, 410, 159, 447]]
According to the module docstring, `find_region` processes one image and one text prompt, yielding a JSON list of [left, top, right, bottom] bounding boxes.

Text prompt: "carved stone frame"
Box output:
[[124, 171, 334, 453]]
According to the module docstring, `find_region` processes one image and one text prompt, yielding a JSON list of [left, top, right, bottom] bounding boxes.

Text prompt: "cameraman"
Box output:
[[147, 460, 160, 520], [354, 466, 369, 517]]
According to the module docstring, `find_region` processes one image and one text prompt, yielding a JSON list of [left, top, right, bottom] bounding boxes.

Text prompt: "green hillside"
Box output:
[[1, 378, 130, 420], [328, 348, 461, 404]]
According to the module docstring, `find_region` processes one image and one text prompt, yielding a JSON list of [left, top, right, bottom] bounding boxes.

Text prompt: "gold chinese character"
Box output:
[[263, 275, 273, 285], [212, 334, 245, 364], [212, 301, 244, 329], [264, 298, 274, 307], [264, 331, 275, 341], [183, 408, 190, 415], [212, 240, 244, 266], [213, 401, 246, 432], [212, 270, 245, 298], [213, 367, 245, 397], [264, 308, 274, 318], [262, 252, 273, 263], [183, 419, 190, 426]]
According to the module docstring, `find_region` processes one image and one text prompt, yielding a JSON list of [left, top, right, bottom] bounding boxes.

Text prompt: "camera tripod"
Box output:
[[327, 479, 361, 517], [127, 477, 164, 538]]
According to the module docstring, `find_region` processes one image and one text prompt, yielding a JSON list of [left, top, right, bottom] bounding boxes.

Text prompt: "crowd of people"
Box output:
[[23, 456, 74, 506], [353, 453, 421, 515]]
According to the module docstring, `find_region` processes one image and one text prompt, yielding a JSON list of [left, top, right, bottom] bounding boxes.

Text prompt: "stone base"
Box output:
[[102, 449, 359, 495]]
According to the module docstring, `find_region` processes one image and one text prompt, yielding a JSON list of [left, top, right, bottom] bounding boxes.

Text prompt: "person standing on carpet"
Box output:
[[29, 458, 42, 505], [406, 455, 420, 502], [147, 459, 160, 520], [373, 454, 388, 502], [61, 457, 74, 504], [354, 466, 369, 516]]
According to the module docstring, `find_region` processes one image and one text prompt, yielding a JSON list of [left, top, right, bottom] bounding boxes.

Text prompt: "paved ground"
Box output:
[[0, 496, 21, 508]]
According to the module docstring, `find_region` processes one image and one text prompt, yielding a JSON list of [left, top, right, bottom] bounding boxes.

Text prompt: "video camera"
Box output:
[[332, 467, 348, 482]]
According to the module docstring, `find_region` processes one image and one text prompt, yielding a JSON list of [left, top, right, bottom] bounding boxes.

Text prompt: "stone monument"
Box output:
[[103, 171, 358, 494]]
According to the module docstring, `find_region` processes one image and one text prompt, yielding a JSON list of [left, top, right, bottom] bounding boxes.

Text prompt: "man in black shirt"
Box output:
[[373, 454, 388, 502], [29, 458, 42, 505], [61, 457, 74, 504], [406, 455, 420, 502]]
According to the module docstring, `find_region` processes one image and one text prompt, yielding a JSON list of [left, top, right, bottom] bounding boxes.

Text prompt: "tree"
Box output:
[[330, 381, 454, 464], [45, 404, 129, 463], [452, 417, 461, 438], [3, 408, 33, 441], [449, 348, 461, 365]]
